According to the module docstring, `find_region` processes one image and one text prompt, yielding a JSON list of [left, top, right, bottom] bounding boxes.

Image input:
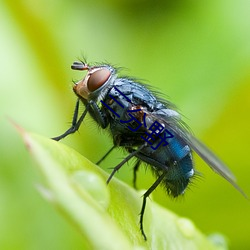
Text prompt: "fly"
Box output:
[[52, 60, 246, 240]]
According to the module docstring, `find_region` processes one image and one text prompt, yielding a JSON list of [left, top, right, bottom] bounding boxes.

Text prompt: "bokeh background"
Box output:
[[1, 1, 250, 249]]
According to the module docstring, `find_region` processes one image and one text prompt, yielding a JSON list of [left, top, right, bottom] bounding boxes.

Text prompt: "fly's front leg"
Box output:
[[52, 99, 89, 141], [89, 100, 108, 129]]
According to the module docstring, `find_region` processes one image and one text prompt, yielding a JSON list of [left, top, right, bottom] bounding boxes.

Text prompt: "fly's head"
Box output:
[[72, 61, 116, 101]]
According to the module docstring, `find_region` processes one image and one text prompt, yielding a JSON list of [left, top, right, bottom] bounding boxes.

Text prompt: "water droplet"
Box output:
[[177, 217, 196, 238], [71, 170, 110, 209]]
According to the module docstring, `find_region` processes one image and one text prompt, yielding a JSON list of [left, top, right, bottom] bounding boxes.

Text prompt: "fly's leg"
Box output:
[[52, 100, 88, 141], [133, 160, 141, 189], [89, 100, 107, 129], [140, 172, 167, 240], [107, 144, 146, 184], [52, 99, 108, 141], [96, 145, 116, 165]]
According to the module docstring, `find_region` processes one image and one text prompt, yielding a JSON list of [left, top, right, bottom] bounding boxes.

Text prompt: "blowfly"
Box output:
[[52, 60, 246, 240]]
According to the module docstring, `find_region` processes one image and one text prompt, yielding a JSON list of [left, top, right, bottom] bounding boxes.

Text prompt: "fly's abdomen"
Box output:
[[138, 133, 194, 197], [163, 135, 194, 197]]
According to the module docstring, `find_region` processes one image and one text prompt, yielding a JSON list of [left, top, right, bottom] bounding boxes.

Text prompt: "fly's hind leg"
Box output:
[[133, 160, 141, 189], [140, 172, 167, 240]]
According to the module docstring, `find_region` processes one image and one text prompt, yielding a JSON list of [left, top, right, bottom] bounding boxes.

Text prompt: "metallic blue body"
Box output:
[[90, 76, 194, 197], [53, 61, 245, 240]]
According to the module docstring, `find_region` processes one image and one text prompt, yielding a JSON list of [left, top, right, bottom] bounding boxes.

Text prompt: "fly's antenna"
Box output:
[[71, 61, 89, 71]]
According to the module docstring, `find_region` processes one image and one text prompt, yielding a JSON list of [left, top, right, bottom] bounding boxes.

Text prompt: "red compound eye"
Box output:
[[87, 68, 111, 92]]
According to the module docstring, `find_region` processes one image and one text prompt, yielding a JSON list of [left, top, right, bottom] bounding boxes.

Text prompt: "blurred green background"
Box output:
[[1, 0, 250, 249]]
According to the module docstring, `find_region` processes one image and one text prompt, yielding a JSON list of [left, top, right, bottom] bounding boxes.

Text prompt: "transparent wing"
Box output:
[[145, 109, 247, 198], [183, 132, 247, 197]]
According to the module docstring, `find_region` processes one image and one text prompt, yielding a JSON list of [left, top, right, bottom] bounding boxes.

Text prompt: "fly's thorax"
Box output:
[[73, 64, 117, 102]]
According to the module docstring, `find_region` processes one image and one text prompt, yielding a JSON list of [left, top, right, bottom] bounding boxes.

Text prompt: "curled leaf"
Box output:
[[19, 128, 226, 250]]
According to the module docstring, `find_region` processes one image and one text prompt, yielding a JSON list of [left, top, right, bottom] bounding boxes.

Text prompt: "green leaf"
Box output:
[[19, 128, 227, 250]]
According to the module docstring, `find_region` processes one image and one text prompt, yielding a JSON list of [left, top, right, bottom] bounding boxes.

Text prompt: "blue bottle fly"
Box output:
[[52, 60, 246, 240]]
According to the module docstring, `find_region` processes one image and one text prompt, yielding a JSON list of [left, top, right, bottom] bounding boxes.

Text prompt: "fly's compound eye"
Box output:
[[87, 68, 111, 92]]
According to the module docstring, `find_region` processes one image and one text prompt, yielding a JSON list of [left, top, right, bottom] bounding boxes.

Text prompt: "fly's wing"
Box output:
[[184, 133, 247, 198], [146, 109, 247, 198]]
